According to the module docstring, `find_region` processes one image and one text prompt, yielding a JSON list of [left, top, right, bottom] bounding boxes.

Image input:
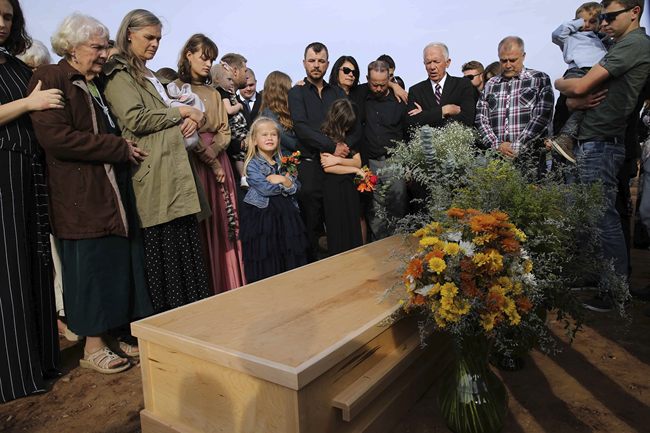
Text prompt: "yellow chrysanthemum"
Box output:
[[443, 242, 461, 256], [440, 282, 458, 298], [472, 233, 496, 246], [480, 313, 498, 331], [512, 228, 527, 242], [523, 259, 533, 274], [419, 236, 441, 248], [428, 257, 447, 274], [413, 227, 430, 238]]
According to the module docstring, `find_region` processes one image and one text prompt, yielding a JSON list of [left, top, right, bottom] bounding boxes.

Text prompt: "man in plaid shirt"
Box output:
[[475, 36, 554, 158]]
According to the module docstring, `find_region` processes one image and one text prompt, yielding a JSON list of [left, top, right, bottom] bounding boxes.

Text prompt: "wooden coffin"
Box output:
[[131, 236, 452, 433]]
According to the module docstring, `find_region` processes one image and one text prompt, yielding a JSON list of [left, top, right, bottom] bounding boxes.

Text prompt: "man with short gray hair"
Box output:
[[407, 42, 475, 129], [475, 36, 554, 158]]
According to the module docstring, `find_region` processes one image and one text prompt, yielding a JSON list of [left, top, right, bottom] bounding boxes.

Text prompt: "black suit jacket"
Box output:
[[407, 75, 475, 129], [238, 91, 262, 125]]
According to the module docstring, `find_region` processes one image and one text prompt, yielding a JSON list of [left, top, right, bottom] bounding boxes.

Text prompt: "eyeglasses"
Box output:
[[599, 6, 634, 23], [340, 67, 357, 76], [464, 73, 481, 80]]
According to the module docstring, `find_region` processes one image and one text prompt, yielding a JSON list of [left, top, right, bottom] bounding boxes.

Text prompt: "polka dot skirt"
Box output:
[[142, 215, 211, 312]]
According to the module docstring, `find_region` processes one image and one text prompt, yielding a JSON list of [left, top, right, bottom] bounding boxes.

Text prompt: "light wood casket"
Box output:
[[131, 236, 451, 433]]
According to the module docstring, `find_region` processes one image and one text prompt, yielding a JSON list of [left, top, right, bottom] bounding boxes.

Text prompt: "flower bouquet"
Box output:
[[280, 151, 301, 177], [402, 207, 544, 433], [355, 165, 379, 192]]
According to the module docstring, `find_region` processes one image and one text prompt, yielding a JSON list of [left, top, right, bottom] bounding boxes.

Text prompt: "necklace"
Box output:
[[86, 81, 116, 129]]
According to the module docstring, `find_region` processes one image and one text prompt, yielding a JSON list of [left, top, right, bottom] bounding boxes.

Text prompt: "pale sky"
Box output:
[[21, 0, 650, 91]]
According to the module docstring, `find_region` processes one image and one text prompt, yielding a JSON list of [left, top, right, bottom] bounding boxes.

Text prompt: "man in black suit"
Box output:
[[238, 68, 261, 124], [407, 42, 475, 129]]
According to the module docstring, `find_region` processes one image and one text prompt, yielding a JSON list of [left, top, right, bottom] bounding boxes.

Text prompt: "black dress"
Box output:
[[0, 55, 59, 402], [240, 164, 309, 283], [322, 152, 363, 255]]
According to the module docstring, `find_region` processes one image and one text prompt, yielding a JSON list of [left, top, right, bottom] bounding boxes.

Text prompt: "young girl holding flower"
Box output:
[[239, 117, 309, 282]]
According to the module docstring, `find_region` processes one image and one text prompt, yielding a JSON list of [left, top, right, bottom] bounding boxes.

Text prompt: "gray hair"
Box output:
[[50, 13, 109, 58], [498, 36, 525, 53], [17, 39, 51, 68], [367, 60, 389, 76], [423, 42, 449, 60]]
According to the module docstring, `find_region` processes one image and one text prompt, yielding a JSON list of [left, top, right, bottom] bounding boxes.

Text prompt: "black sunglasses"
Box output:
[[340, 66, 357, 76], [599, 6, 634, 23], [464, 73, 481, 80]]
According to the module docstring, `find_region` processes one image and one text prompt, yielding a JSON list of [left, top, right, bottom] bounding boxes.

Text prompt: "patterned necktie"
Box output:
[[435, 84, 442, 105]]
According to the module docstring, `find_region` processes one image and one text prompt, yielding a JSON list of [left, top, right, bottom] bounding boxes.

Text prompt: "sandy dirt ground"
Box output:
[[1, 250, 649, 433]]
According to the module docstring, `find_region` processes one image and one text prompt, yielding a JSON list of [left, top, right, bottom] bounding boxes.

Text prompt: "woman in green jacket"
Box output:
[[104, 9, 210, 312]]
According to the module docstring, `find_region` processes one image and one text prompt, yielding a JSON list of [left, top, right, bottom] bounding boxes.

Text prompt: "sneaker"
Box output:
[[550, 134, 576, 164], [583, 294, 613, 312], [240, 176, 249, 189]]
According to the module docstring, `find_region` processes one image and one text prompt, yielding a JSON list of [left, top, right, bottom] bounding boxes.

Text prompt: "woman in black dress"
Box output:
[[320, 99, 365, 255], [0, 0, 65, 401]]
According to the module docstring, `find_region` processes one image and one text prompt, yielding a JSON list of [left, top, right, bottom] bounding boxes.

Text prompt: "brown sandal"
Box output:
[[79, 347, 130, 374]]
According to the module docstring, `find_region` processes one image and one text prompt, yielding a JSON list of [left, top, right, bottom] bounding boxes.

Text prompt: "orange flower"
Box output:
[[491, 211, 509, 222], [516, 296, 533, 313], [469, 214, 498, 233], [413, 294, 426, 306], [486, 287, 507, 312], [447, 207, 466, 219], [501, 237, 521, 252], [405, 258, 424, 279]]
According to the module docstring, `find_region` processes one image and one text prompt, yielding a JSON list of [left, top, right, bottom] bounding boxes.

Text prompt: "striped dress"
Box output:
[[0, 55, 59, 402]]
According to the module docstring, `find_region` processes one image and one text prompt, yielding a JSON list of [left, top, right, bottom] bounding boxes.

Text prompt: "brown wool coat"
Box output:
[[28, 60, 130, 240]]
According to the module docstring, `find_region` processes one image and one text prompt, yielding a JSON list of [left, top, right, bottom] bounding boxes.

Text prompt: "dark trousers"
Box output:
[[297, 159, 325, 261]]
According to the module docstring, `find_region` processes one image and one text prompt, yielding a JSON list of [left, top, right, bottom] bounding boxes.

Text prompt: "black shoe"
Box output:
[[583, 294, 613, 312], [630, 285, 650, 301]]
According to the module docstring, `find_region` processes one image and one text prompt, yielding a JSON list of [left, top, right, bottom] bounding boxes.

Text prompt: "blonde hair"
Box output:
[[243, 117, 281, 175], [576, 2, 602, 19], [50, 13, 109, 58]]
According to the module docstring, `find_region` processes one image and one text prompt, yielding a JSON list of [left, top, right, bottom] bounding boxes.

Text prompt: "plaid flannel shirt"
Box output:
[[475, 68, 554, 153]]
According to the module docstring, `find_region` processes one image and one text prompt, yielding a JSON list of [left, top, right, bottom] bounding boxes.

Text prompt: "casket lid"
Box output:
[[131, 236, 408, 390]]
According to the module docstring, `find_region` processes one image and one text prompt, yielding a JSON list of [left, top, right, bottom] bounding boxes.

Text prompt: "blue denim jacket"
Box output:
[[244, 154, 300, 209]]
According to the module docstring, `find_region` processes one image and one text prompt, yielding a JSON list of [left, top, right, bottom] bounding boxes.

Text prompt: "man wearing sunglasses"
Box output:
[[555, 0, 650, 312], [462, 60, 485, 103]]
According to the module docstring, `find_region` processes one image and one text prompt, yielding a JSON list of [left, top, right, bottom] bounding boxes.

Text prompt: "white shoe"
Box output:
[[240, 176, 249, 188]]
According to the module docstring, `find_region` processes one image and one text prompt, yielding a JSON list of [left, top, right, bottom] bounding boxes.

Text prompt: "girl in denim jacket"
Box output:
[[239, 117, 309, 282]]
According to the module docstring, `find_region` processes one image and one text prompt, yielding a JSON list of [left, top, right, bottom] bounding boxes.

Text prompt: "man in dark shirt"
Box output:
[[357, 61, 409, 240], [555, 0, 650, 311], [288, 42, 350, 260]]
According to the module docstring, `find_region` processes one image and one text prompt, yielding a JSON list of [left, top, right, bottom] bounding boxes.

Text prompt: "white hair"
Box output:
[[50, 13, 109, 58], [17, 40, 51, 69], [423, 42, 449, 60]]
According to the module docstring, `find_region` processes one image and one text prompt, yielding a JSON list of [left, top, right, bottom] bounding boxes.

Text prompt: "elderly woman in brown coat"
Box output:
[[29, 13, 153, 374]]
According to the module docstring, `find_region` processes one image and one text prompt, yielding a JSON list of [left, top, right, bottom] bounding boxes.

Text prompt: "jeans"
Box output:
[[367, 157, 408, 240], [639, 140, 650, 233], [575, 140, 628, 279]]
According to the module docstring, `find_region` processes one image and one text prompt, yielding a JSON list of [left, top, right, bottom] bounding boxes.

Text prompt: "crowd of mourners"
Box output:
[[1, 0, 649, 403]]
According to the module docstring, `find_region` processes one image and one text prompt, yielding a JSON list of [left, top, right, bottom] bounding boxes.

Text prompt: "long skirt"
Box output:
[[240, 195, 309, 283], [0, 150, 58, 403], [60, 164, 153, 335], [323, 173, 363, 255], [192, 138, 246, 294], [142, 215, 211, 312]]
